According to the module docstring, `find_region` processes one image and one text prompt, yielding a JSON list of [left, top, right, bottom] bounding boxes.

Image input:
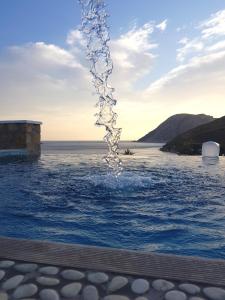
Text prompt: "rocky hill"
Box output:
[[161, 116, 225, 155], [138, 114, 214, 143]]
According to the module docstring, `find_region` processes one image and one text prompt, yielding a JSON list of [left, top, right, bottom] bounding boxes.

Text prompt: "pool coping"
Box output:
[[0, 236, 225, 287]]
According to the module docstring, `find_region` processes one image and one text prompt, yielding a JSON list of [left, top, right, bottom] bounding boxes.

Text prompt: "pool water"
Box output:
[[0, 141, 225, 259]]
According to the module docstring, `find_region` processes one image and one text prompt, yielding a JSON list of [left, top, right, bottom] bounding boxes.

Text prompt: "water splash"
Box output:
[[85, 172, 168, 190], [79, 0, 122, 175]]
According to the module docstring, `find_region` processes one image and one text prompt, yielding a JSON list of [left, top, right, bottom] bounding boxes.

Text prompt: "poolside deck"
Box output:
[[0, 236, 225, 299]]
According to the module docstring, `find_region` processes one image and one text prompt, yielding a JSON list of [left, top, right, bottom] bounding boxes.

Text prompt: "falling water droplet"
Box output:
[[79, 0, 122, 176]]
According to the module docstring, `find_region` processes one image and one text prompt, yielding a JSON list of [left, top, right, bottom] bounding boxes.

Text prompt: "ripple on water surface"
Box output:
[[0, 143, 225, 259]]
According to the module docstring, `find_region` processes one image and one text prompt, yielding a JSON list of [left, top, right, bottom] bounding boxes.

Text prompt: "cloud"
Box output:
[[143, 49, 225, 122], [114, 22, 156, 52], [156, 19, 168, 31], [206, 40, 225, 52], [200, 9, 225, 39], [177, 38, 204, 62], [0, 41, 96, 138], [110, 23, 157, 91], [66, 22, 158, 95], [10, 42, 84, 70], [176, 9, 225, 63], [140, 9, 225, 123], [1, 9, 224, 141], [147, 50, 225, 93], [67, 29, 85, 46], [0, 22, 159, 140]]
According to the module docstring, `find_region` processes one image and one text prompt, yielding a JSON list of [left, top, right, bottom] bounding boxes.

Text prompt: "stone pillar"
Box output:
[[0, 120, 42, 158]]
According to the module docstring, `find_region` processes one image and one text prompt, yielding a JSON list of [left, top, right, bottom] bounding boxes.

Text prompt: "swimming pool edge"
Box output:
[[0, 236, 225, 287]]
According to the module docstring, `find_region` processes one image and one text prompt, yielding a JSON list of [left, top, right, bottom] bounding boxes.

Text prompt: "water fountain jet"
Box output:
[[79, 0, 122, 176]]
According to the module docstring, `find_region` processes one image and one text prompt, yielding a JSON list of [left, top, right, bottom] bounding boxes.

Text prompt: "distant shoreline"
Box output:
[[42, 140, 136, 142]]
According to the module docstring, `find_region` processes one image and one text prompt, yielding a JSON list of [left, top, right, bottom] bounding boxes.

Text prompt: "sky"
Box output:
[[0, 0, 225, 141]]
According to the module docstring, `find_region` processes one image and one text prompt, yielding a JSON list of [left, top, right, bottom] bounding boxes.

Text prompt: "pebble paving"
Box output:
[[0, 259, 224, 300]]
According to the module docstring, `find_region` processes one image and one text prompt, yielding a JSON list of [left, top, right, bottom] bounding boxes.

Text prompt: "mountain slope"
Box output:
[[161, 116, 225, 155], [138, 114, 214, 143]]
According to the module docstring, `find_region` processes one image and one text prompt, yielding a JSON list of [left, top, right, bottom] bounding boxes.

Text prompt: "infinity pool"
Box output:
[[0, 141, 225, 259]]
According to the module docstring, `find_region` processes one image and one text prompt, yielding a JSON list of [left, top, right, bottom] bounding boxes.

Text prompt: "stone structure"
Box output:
[[0, 120, 42, 158], [1, 237, 225, 300]]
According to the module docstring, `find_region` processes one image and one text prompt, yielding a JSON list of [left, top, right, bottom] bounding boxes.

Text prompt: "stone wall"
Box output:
[[0, 121, 42, 157], [26, 123, 41, 156]]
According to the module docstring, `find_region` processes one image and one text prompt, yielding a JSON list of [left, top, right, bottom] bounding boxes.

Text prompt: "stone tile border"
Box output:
[[1, 259, 206, 300], [0, 236, 225, 287]]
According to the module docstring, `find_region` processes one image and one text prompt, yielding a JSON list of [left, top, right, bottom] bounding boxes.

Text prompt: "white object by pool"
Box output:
[[202, 141, 220, 158]]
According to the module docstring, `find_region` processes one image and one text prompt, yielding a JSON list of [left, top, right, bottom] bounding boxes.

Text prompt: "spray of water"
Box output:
[[79, 0, 122, 175]]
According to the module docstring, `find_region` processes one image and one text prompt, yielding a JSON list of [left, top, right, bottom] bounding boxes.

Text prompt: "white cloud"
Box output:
[[10, 42, 84, 69], [114, 22, 157, 52], [200, 9, 225, 39], [110, 23, 157, 92], [206, 40, 225, 52], [148, 50, 225, 92], [176, 9, 225, 62], [141, 10, 225, 123], [0, 41, 95, 139], [143, 49, 225, 121], [156, 19, 168, 31], [67, 29, 84, 46], [1, 9, 224, 141], [0, 22, 159, 140], [177, 38, 204, 62], [65, 22, 158, 94]]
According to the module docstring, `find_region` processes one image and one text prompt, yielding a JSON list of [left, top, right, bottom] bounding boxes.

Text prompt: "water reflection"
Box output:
[[202, 156, 219, 166]]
